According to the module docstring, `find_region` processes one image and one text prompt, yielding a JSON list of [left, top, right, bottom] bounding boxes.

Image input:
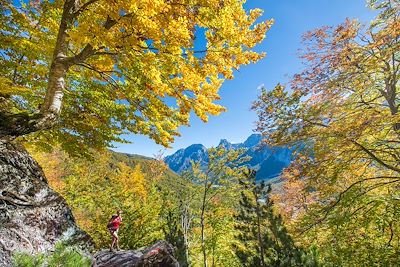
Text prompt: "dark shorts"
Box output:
[[108, 228, 119, 236]]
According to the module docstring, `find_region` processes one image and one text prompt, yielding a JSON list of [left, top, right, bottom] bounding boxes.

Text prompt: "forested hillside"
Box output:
[[29, 148, 175, 248], [29, 147, 315, 266]]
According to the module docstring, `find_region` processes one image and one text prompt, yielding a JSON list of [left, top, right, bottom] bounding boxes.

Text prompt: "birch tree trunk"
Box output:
[[0, 0, 92, 139], [200, 182, 208, 267]]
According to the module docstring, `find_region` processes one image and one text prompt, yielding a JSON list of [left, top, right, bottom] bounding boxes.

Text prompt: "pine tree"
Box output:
[[234, 169, 317, 267]]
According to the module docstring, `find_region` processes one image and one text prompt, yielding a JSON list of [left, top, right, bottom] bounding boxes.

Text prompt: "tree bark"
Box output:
[[0, 0, 84, 139], [181, 201, 191, 266], [254, 190, 266, 267], [0, 1, 122, 139], [200, 182, 208, 267], [41, 0, 78, 113]]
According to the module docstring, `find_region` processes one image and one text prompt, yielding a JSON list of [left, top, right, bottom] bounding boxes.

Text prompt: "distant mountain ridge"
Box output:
[[164, 134, 293, 180]]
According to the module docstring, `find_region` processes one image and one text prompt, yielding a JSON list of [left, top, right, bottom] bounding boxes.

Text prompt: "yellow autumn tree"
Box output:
[[253, 1, 400, 265], [0, 0, 271, 155]]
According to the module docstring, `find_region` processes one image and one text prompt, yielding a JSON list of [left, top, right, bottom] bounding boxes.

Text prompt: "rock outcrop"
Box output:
[[0, 140, 93, 266], [92, 240, 180, 267]]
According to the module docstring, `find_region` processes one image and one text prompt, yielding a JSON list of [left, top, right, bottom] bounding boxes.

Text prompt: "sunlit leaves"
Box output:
[[1, 0, 270, 154]]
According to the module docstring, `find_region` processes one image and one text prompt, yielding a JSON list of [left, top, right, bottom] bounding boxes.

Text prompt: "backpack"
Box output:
[[107, 215, 118, 229]]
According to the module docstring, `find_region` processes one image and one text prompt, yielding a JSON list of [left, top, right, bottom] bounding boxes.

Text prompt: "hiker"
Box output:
[[107, 210, 122, 251]]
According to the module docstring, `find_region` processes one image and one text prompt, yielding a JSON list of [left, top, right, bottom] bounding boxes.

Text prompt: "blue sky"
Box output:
[[112, 0, 376, 157]]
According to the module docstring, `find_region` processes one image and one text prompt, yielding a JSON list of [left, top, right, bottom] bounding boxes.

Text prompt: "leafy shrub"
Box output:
[[47, 242, 91, 267], [12, 242, 91, 267], [12, 252, 45, 267]]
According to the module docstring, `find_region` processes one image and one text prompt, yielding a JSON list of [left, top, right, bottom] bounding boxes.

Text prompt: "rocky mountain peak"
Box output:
[[164, 134, 293, 180], [218, 139, 232, 149], [243, 134, 263, 148]]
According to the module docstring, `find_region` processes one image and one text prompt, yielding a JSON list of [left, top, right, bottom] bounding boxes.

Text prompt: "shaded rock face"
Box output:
[[165, 144, 208, 174], [92, 240, 180, 267], [0, 140, 93, 266]]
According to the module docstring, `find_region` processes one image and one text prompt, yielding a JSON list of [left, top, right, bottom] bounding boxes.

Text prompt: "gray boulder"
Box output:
[[0, 140, 93, 266], [92, 240, 179, 267]]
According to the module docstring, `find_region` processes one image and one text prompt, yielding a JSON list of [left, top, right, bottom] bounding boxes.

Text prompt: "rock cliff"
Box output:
[[0, 140, 93, 266]]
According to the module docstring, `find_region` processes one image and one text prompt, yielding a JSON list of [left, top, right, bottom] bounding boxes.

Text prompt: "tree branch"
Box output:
[[74, 0, 100, 17], [351, 140, 400, 173], [298, 176, 400, 235]]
